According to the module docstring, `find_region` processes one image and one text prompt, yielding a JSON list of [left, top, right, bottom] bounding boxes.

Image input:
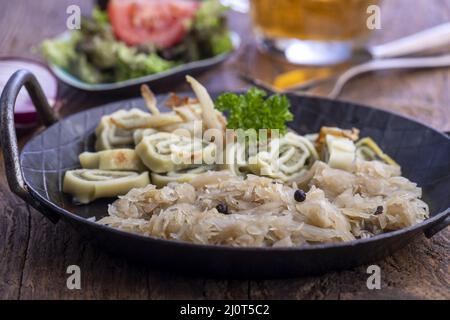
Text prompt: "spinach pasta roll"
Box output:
[[95, 114, 135, 151], [247, 132, 319, 181], [135, 132, 216, 173], [110, 108, 184, 130], [95, 109, 182, 151], [133, 128, 158, 145], [109, 108, 153, 130]]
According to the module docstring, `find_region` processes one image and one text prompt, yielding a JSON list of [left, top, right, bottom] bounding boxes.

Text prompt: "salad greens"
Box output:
[[215, 88, 294, 136], [192, 0, 233, 56], [42, 0, 233, 84]]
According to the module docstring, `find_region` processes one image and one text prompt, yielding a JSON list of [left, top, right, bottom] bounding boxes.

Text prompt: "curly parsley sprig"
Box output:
[[215, 88, 293, 136]]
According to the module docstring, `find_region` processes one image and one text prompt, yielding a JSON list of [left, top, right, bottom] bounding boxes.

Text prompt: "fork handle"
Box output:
[[329, 54, 450, 98], [370, 23, 450, 59]]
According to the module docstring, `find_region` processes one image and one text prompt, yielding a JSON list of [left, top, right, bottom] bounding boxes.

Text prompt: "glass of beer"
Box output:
[[250, 0, 380, 65]]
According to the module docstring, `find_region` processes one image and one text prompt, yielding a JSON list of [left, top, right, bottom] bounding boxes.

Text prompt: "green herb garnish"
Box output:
[[215, 88, 294, 135]]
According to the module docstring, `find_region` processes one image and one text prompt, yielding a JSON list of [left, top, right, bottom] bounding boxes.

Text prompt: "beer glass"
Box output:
[[250, 0, 380, 65]]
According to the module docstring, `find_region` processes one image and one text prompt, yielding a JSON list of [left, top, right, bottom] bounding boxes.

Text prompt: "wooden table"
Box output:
[[0, 0, 449, 300]]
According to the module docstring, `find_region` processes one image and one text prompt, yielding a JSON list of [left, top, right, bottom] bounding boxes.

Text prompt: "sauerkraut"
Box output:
[[99, 160, 429, 247]]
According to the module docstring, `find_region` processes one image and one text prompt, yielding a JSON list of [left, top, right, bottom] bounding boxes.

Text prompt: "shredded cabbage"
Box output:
[[99, 160, 429, 247]]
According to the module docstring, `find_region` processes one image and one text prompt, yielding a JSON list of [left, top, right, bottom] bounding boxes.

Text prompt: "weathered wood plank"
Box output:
[[0, 154, 30, 300], [18, 211, 150, 299], [250, 234, 449, 300]]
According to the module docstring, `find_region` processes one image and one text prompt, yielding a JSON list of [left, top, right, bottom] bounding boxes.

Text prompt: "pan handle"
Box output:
[[0, 70, 60, 223]]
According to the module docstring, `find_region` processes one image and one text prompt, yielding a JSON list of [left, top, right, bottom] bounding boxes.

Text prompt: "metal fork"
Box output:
[[241, 54, 450, 98], [326, 54, 450, 98]]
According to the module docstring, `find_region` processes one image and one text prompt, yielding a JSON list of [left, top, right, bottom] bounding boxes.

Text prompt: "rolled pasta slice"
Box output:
[[110, 108, 153, 130], [151, 165, 215, 188], [110, 108, 183, 130], [356, 137, 398, 166], [79, 149, 146, 171], [135, 132, 216, 173], [63, 170, 150, 204], [247, 132, 318, 181], [95, 116, 135, 151], [95, 108, 180, 151], [79, 152, 100, 168], [133, 128, 158, 145]]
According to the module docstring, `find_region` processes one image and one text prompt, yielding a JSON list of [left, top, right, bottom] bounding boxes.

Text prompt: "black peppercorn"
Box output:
[[216, 203, 229, 214], [294, 189, 307, 202], [374, 206, 383, 215]]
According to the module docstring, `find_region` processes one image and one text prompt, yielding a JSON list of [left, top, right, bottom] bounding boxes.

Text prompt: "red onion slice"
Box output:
[[0, 58, 58, 128]]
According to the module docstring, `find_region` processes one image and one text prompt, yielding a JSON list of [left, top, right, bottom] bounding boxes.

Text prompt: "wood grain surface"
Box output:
[[0, 0, 448, 300]]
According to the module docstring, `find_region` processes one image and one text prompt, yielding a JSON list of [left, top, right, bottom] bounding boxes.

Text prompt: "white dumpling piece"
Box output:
[[325, 135, 356, 171]]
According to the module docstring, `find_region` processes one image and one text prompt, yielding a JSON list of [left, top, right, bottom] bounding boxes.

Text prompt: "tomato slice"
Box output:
[[108, 0, 200, 49]]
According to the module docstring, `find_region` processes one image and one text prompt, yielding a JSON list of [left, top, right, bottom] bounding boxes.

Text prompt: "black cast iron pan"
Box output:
[[1, 70, 449, 278]]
